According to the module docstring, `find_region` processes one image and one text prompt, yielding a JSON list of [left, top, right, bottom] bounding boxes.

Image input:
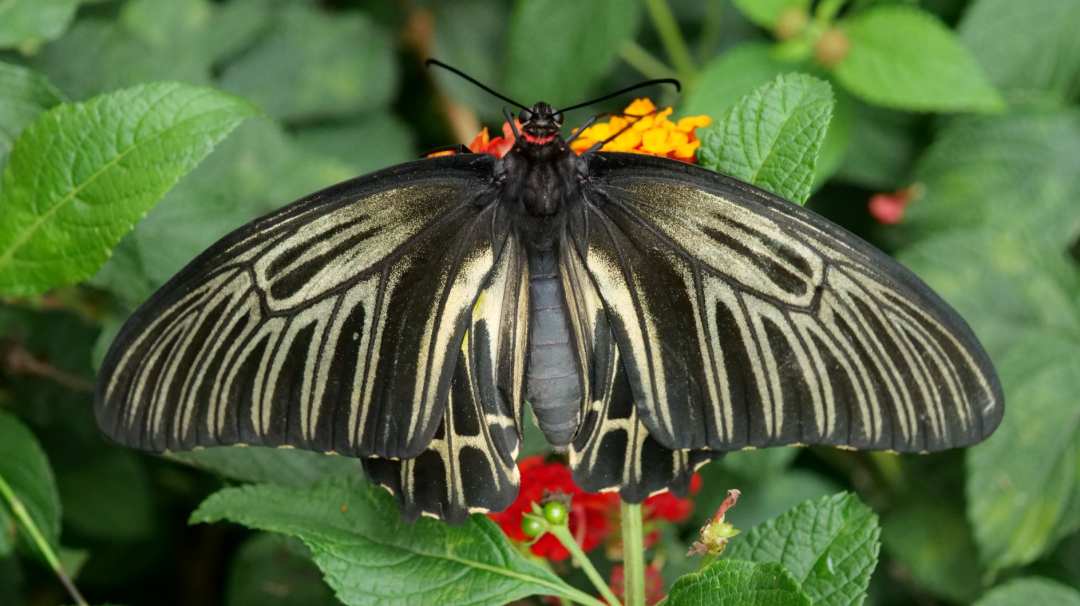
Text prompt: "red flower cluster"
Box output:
[[488, 456, 618, 561], [489, 456, 702, 561]]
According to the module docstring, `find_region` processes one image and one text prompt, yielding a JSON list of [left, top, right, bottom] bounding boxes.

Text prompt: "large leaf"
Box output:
[[0, 62, 64, 169], [504, 0, 642, 104], [724, 493, 881, 606], [974, 578, 1080, 606], [220, 4, 396, 122], [0, 411, 62, 558], [960, 0, 1080, 103], [698, 73, 834, 205], [832, 5, 1004, 112], [897, 109, 1080, 570], [881, 500, 982, 603], [171, 447, 362, 489], [0, 82, 257, 296], [191, 476, 599, 606], [0, 0, 81, 51], [665, 560, 810, 606]]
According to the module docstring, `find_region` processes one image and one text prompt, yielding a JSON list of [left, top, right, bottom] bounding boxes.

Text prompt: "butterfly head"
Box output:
[[519, 102, 563, 146]]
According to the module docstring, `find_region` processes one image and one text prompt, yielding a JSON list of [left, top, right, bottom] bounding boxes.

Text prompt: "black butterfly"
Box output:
[[95, 62, 1003, 522]]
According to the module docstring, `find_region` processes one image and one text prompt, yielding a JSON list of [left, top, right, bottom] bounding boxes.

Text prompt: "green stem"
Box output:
[[549, 525, 623, 606], [619, 41, 675, 81], [643, 0, 696, 84], [621, 501, 645, 606], [0, 474, 87, 606]]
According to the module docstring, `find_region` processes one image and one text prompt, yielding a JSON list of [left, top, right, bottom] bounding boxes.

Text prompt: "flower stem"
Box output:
[[619, 41, 675, 81], [643, 0, 696, 84], [0, 474, 87, 606], [549, 524, 623, 606], [621, 501, 645, 606]]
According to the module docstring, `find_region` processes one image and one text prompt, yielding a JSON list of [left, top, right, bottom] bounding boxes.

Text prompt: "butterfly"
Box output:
[[95, 61, 1003, 522]]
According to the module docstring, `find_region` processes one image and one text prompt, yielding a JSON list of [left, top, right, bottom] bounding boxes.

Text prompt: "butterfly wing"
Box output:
[[567, 152, 1003, 454], [95, 155, 510, 466]]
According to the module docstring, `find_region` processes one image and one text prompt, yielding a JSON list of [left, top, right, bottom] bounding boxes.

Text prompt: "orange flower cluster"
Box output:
[[569, 98, 711, 162], [430, 98, 712, 164]]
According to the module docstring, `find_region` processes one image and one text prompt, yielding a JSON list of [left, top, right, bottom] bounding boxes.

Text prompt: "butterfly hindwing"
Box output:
[[574, 152, 1003, 454], [95, 155, 506, 462], [363, 234, 529, 522]]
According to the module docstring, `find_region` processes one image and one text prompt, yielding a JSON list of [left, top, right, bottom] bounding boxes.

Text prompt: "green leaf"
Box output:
[[722, 448, 799, 480], [683, 43, 789, 117], [833, 102, 918, 188], [192, 476, 597, 606], [665, 560, 811, 606], [724, 492, 881, 606], [171, 447, 362, 489], [220, 4, 396, 122], [974, 578, 1080, 606], [0, 62, 64, 169], [0, 0, 81, 52], [698, 72, 834, 205], [896, 109, 1080, 570], [0, 82, 257, 296], [881, 501, 982, 603], [293, 114, 415, 175], [731, 0, 808, 28], [832, 5, 1004, 112], [960, 0, 1080, 103], [505, 0, 642, 104], [432, 0, 510, 124], [0, 411, 62, 558], [56, 449, 154, 542], [226, 534, 339, 606]]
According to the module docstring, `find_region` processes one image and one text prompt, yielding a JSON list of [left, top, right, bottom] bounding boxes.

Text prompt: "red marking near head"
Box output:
[[523, 132, 557, 145]]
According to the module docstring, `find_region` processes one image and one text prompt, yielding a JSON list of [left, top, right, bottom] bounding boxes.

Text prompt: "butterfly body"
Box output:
[[96, 99, 1004, 522]]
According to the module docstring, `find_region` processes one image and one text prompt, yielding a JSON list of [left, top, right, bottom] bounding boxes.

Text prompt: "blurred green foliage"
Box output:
[[0, 0, 1078, 604]]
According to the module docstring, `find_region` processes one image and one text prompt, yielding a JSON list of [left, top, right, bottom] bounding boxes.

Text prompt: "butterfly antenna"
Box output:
[[557, 78, 681, 114], [425, 59, 529, 111]]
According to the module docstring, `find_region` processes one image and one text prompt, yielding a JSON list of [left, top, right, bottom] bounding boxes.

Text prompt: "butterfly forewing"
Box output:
[[576, 153, 1003, 454], [96, 156, 508, 462]]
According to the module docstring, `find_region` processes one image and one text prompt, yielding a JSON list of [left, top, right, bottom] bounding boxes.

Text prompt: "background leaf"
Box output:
[[665, 560, 810, 606], [504, 0, 642, 104], [0, 411, 62, 558], [698, 72, 834, 204], [833, 5, 1004, 112], [192, 475, 597, 606], [973, 577, 1080, 606], [225, 534, 340, 606], [730, 0, 808, 29], [0, 82, 257, 296], [960, 0, 1080, 104], [724, 492, 881, 606], [0, 62, 64, 169], [219, 4, 396, 122], [0, 0, 81, 52]]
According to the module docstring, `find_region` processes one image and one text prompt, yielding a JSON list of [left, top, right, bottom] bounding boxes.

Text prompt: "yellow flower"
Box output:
[[570, 98, 711, 163]]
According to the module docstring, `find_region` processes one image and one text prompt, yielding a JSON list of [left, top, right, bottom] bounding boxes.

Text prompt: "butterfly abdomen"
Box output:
[[525, 247, 583, 446]]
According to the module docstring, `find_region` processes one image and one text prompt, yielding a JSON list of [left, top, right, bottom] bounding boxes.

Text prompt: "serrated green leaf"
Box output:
[[192, 476, 598, 606], [171, 447, 361, 489], [881, 501, 982, 603], [724, 492, 881, 606], [974, 578, 1080, 606], [960, 0, 1080, 103], [226, 534, 339, 606], [220, 4, 396, 122], [505, 0, 642, 104], [0, 62, 64, 169], [731, 0, 808, 28], [896, 109, 1080, 571], [665, 560, 811, 606], [698, 72, 834, 204], [832, 5, 1004, 112], [0, 0, 81, 52], [0, 411, 62, 558], [0, 82, 257, 296]]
